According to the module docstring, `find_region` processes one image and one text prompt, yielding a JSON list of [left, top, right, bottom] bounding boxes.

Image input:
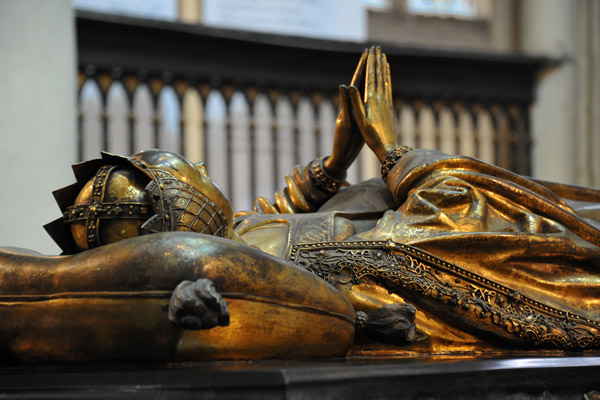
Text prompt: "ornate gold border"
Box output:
[[290, 240, 600, 350]]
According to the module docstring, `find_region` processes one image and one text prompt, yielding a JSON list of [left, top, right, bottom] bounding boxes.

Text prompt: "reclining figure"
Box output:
[[1, 47, 599, 362]]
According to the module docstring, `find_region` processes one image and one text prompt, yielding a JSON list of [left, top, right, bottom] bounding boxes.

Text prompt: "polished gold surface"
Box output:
[[348, 46, 397, 164], [128, 150, 234, 239], [70, 168, 150, 251], [1, 46, 600, 362], [0, 233, 354, 362], [47, 150, 235, 254], [239, 46, 600, 353]]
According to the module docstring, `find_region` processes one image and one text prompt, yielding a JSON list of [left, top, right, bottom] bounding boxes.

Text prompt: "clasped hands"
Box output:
[[324, 46, 398, 179]]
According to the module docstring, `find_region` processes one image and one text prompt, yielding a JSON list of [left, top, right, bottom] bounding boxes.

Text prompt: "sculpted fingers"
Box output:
[[384, 54, 393, 105], [351, 49, 368, 87], [338, 85, 350, 118], [376, 46, 384, 95], [366, 46, 376, 102], [348, 85, 367, 130], [326, 84, 363, 177]]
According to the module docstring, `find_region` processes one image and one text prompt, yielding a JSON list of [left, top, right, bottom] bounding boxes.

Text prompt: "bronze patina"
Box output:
[[1, 47, 600, 362]]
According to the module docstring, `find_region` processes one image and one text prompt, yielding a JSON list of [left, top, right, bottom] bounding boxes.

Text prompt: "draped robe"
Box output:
[[238, 149, 600, 349]]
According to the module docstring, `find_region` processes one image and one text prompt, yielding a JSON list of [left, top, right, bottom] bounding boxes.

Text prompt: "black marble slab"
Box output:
[[0, 356, 599, 399]]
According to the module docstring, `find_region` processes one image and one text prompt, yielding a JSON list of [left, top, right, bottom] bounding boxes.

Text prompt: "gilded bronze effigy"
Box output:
[[1, 46, 600, 362]]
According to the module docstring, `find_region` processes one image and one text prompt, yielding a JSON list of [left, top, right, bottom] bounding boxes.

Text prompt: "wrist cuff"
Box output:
[[381, 146, 413, 182], [309, 157, 346, 195]]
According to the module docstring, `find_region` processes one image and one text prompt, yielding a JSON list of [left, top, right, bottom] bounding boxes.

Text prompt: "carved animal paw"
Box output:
[[363, 303, 417, 345], [168, 278, 230, 330]]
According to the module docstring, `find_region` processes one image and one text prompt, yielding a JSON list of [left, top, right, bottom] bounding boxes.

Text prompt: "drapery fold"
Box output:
[[353, 149, 600, 321]]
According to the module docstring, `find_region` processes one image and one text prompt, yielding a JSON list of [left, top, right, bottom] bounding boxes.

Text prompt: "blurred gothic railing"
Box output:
[[76, 11, 552, 211]]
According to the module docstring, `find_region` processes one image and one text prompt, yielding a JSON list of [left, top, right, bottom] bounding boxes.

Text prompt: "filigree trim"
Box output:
[[308, 157, 345, 194], [290, 240, 600, 350], [381, 146, 412, 182]]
